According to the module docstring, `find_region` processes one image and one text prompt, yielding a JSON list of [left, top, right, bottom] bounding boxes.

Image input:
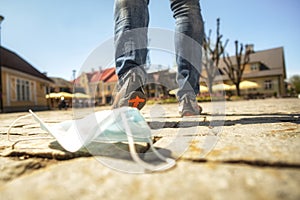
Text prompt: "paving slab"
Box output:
[[0, 157, 49, 186], [0, 98, 299, 199], [0, 158, 299, 200], [151, 123, 300, 165]]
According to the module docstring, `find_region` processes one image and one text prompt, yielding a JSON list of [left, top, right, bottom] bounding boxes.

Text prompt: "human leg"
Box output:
[[170, 0, 204, 98], [114, 0, 149, 78], [113, 0, 149, 109], [170, 0, 204, 116]]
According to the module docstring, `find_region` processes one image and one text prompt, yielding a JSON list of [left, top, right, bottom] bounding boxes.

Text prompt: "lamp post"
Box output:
[[0, 15, 4, 113]]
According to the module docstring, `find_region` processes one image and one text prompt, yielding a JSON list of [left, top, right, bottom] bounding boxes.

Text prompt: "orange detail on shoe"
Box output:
[[182, 112, 193, 117], [128, 96, 146, 108]]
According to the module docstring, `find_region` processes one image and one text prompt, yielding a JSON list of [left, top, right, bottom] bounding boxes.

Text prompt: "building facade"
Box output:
[[1, 47, 53, 112], [49, 77, 73, 93], [89, 67, 117, 105], [203, 46, 287, 97]]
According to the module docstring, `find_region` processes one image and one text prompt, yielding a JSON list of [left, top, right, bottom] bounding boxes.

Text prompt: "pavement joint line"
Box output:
[[187, 158, 300, 169]]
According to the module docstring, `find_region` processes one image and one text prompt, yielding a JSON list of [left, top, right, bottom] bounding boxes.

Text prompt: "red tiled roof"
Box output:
[[90, 71, 102, 83], [90, 67, 116, 83], [106, 73, 118, 82], [102, 68, 115, 82], [1, 46, 53, 82]]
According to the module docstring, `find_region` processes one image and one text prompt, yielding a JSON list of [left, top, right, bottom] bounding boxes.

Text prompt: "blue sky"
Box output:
[[0, 0, 299, 80]]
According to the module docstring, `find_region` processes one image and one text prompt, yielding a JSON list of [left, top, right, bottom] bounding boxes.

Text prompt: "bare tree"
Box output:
[[202, 18, 228, 93], [222, 41, 251, 96]]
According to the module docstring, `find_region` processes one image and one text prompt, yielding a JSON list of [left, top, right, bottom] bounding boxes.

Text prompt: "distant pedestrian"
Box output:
[[59, 97, 67, 110]]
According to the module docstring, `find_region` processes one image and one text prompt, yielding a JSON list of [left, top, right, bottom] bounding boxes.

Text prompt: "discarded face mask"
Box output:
[[7, 107, 175, 172]]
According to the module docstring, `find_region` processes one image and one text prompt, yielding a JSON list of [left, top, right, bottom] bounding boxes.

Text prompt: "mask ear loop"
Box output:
[[120, 112, 176, 172], [7, 111, 53, 149]]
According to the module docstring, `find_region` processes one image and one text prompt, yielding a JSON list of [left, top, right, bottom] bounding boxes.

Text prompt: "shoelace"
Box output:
[[7, 110, 176, 172]]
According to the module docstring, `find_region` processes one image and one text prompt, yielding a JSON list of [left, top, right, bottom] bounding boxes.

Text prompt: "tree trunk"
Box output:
[[236, 83, 241, 97], [208, 84, 213, 95], [222, 40, 252, 97]]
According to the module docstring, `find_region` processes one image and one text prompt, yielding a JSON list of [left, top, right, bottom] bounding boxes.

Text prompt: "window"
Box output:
[[107, 85, 111, 91], [16, 78, 31, 101], [264, 80, 273, 90], [250, 63, 259, 71]]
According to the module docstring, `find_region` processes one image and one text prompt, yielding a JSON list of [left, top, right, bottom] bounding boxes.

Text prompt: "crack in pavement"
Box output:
[[188, 158, 300, 169]]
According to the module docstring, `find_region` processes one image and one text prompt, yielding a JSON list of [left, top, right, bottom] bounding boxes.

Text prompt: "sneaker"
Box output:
[[112, 68, 147, 110], [178, 94, 202, 117]]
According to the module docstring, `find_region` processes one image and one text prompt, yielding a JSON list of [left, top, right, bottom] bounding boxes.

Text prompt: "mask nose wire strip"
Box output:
[[7, 113, 53, 149], [120, 112, 176, 172]]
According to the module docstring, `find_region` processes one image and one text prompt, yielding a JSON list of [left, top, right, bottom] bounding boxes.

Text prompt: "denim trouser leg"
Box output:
[[114, 0, 149, 80], [170, 0, 204, 100], [114, 0, 204, 99]]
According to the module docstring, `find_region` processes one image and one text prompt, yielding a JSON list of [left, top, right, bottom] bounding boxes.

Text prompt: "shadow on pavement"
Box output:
[[148, 113, 300, 129]]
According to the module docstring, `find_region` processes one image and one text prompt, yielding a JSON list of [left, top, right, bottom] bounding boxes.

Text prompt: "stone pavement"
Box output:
[[0, 98, 299, 200]]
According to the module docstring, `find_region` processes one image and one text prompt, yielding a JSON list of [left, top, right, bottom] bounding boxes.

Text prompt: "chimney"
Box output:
[[246, 44, 255, 53]]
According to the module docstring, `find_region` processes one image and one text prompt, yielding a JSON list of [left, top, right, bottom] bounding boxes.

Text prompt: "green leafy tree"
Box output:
[[290, 75, 300, 94]]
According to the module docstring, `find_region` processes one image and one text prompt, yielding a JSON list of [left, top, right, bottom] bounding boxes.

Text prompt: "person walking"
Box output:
[[112, 0, 204, 117]]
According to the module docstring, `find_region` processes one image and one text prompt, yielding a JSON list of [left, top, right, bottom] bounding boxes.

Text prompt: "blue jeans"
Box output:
[[114, 0, 204, 100]]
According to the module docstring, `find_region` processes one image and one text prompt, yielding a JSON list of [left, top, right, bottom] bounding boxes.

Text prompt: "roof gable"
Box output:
[[1, 47, 52, 82], [249, 47, 284, 70], [220, 47, 284, 69], [219, 47, 285, 77]]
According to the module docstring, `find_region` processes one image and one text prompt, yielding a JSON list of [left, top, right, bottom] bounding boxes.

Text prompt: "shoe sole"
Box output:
[[180, 106, 202, 117]]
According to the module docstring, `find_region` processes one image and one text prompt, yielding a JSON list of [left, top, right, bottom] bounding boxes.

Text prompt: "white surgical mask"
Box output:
[[7, 107, 175, 172]]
